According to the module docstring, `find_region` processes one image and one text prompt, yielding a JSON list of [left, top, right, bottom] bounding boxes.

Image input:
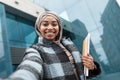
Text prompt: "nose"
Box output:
[[47, 24, 53, 29]]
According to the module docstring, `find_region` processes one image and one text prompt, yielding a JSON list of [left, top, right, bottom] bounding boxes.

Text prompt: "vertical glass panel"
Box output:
[[0, 31, 3, 42], [6, 13, 20, 41], [0, 19, 2, 33], [19, 21, 36, 44], [6, 13, 37, 48], [0, 42, 4, 58], [0, 3, 12, 78]]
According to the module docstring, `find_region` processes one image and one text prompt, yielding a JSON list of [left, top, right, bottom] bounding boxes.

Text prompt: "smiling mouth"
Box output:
[[45, 32, 55, 34], [45, 32, 56, 36]]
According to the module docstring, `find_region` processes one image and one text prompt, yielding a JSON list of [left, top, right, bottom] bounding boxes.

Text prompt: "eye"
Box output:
[[52, 22, 58, 27], [41, 22, 48, 26], [43, 23, 48, 26], [52, 23, 57, 26]]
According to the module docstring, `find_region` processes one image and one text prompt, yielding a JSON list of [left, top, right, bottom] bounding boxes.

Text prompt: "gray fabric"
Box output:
[[9, 37, 101, 80], [29, 37, 84, 80]]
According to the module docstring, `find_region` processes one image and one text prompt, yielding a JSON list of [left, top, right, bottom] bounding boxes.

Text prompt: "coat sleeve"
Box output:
[[87, 61, 101, 79], [9, 47, 43, 80]]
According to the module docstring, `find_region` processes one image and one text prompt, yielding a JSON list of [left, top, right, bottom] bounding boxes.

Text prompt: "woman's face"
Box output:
[[39, 15, 59, 41]]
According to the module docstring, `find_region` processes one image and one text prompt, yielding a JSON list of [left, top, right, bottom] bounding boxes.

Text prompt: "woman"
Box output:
[[3, 11, 101, 80]]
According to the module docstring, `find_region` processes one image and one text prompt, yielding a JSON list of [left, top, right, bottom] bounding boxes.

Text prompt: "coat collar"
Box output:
[[38, 36, 56, 46]]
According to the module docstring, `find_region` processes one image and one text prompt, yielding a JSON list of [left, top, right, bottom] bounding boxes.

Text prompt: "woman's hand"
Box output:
[[82, 54, 95, 70]]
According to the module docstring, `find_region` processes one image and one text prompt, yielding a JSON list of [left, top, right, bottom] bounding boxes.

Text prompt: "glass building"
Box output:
[[0, 0, 120, 80]]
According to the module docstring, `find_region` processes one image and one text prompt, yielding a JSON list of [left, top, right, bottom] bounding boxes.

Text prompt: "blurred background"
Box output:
[[0, 0, 120, 80]]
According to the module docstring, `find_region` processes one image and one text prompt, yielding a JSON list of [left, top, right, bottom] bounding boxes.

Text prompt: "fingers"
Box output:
[[82, 54, 93, 61], [82, 54, 95, 70]]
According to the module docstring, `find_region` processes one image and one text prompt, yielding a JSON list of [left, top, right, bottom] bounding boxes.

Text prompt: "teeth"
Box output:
[[45, 32, 54, 34], [45, 32, 55, 33]]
